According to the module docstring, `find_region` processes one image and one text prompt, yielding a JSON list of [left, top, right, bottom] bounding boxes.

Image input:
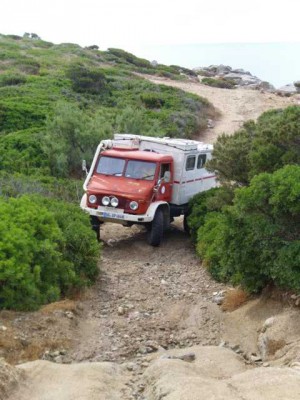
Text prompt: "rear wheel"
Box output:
[[183, 213, 190, 234], [147, 209, 164, 246]]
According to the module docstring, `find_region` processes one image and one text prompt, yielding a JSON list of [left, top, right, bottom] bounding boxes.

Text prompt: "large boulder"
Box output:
[[0, 359, 23, 400], [142, 345, 300, 400], [258, 311, 300, 364], [8, 360, 127, 400], [194, 64, 274, 90], [276, 83, 298, 96]]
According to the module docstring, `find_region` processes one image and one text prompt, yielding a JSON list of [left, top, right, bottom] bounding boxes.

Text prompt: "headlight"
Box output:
[[102, 196, 110, 206], [129, 201, 138, 211], [89, 195, 97, 204], [110, 197, 119, 207]]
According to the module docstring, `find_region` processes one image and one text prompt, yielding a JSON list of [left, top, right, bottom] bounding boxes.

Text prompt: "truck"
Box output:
[[80, 134, 217, 246]]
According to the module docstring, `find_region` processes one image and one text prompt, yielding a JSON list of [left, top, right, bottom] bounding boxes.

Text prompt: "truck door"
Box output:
[[156, 163, 172, 201], [181, 154, 197, 203]]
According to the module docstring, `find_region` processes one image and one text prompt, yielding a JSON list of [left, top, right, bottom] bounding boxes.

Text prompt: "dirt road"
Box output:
[[144, 75, 298, 142]]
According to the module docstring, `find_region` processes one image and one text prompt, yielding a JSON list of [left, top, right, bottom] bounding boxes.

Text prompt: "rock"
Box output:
[[160, 279, 167, 285], [160, 352, 196, 362], [65, 311, 74, 319], [276, 83, 297, 96], [258, 311, 300, 361], [117, 306, 125, 316], [250, 354, 262, 362], [143, 346, 300, 400], [212, 294, 225, 305], [50, 351, 61, 358], [194, 64, 274, 90], [262, 317, 275, 332], [126, 362, 137, 371], [207, 119, 215, 129], [178, 352, 196, 362], [0, 325, 7, 331]]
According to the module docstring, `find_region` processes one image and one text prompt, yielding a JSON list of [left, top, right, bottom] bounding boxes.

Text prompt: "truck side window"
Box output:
[[197, 154, 207, 169], [160, 163, 170, 178], [186, 156, 196, 171]]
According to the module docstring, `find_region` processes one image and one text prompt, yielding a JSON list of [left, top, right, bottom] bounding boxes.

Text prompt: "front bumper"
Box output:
[[81, 205, 153, 223]]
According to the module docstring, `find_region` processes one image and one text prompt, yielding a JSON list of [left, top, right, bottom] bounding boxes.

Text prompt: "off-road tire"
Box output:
[[183, 213, 190, 235], [147, 209, 164, 246], [90, 216, 101, 242]]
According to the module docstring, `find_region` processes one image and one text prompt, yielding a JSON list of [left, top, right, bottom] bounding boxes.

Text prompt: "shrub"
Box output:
[[249, 106, 300, 177], [206, 124, 254, 186], [0, 172, 82, 202], [0, 128, 48, 174], [197, 165, 300, 293], [107, 48, 152, 68], [0, 195, 99, 310], [43, 102, 113, 177], [187, 187, 234, 242], [140, 92, 165, 109], [207, 106, 300, 186], [202, 77, 236, 89], [0, 73, 27, 86], [66, 63, 107, 94]]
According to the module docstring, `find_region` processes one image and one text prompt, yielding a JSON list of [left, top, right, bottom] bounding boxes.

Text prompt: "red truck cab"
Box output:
[[86, 149, 173, 214]]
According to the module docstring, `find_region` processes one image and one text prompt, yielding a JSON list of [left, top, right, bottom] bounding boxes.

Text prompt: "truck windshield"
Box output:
[[96, 156, 125, 176], [96, 157, 156, 180], [125, 160, 156, 180]]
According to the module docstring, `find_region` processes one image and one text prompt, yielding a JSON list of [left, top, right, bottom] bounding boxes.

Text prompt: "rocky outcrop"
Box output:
[[276, 83, 299, 96], [8, 360, 127, 400], [258, 311, 300, 365], [142, 346, 300, 400], [194, 64, 275, 90]]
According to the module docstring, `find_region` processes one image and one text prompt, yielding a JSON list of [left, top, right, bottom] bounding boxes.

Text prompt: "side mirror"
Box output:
[[82, 160, 88, 175], [154, 178, 162, 192], [164, 171, 171, 183]]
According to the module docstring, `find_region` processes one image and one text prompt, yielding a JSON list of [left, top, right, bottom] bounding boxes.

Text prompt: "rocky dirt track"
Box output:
[[1, 78, 300, 400]]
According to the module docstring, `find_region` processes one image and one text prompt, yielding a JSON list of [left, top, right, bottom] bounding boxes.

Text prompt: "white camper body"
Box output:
[[113, 134, 217, 205]]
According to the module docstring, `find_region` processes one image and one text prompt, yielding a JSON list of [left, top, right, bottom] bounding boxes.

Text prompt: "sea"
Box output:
[[133, 42, 300, 89]]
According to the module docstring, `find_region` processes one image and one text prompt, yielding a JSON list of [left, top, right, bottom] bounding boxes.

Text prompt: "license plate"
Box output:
[[98, 211, 124, 220]]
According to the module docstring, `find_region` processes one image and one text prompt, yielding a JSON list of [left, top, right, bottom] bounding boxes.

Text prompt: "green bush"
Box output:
[[107, 48, 152, 69], [294, 81, 300, 88], [66, 63, 108, 94], [197, 165, 300, 293], [0, 73, 27, 86], [187, 187, 234, 242], [249, 106, 300, 177], [202, 77, 236, 89], [0, 128, 48, 174], [43, 102, 113, 177], [0, 195, 99, 310], [140, 92, 165, 109], [0, 172, 82, 202], [207, 106, 300, 186]]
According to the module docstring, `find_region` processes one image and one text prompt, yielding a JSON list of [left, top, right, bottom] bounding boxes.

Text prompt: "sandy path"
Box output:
[[144, 76, 298, 142]]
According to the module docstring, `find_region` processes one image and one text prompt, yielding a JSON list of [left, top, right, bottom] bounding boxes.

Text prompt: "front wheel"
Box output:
[[147, 209, 164, 246], [90, 216, 101, 242]]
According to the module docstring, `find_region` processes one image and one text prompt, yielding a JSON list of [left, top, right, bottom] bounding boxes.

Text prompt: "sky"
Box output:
[[1, 0, 300, 86]]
